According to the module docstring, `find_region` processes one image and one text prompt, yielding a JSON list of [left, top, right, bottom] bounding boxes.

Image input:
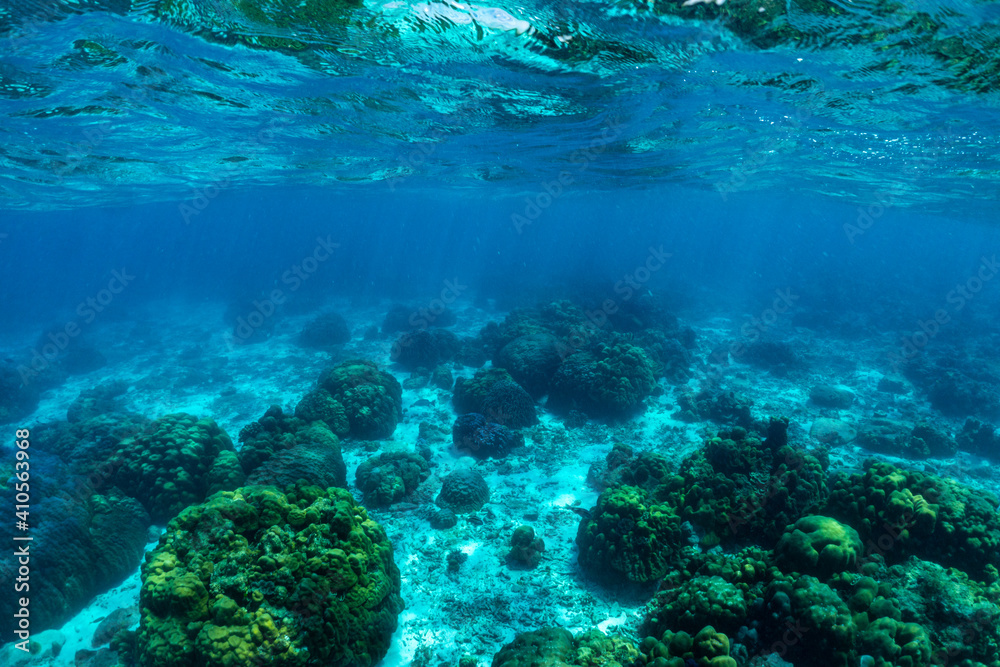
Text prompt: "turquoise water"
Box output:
[[1, 0, 998, 212], [2, 2, 1000, 667]]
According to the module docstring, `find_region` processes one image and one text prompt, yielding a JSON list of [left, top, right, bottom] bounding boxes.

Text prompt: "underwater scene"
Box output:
[[2, 0, 1000, 666]]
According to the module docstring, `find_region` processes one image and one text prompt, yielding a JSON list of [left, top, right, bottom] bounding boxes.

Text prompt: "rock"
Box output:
[[809, 384, 855, 408], [877, 375, 908, 394], [810, 418, 857, 445]]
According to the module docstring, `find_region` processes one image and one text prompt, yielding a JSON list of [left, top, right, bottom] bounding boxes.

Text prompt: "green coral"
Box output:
[[452, 367, 516, 415], [354, 451, 429, 507], [660, 426, 828, 547], [775, 515, 863, 578], [576, 485, 682, 584], [875, 557, 1000, 665], [492, 627, 638, 667], [319, 359, 402, 439], [857, 618, 932, 667], [642, 575, 748, 638], [766, 575, 856, 667], [508, 525, 545, 569], [637, 626, 736, 667], [136, 485, 403, 667], [294, 387, 350, 437], [237, 406, 346, 488], [825, 460, 1000, 576], [112, 413, 244, 523], [550, 342, 657, 418]]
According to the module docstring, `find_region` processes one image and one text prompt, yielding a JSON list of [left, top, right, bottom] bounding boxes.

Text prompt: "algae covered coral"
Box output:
[[134, 484, 403, 667]]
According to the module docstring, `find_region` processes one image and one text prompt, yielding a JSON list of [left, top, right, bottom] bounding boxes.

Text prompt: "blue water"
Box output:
[[3, 1, 1000, 666]]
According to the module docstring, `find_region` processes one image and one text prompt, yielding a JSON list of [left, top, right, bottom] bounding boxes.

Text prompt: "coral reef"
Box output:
[[674, 388, 754, 429], [66, 380, 130, 423], [0, 448, 149, 637], [810, 417, 858, 446], [0, 361, 41, 424], [452, 413, 525, 459], [318, 359, 403, 439], [452, 367, 516, 415], [436, 468, 490, 513], [237, 406, 346, 489], [637, 626, 737, 667], [741, 341, 801, 376], [507, 526, 545, 569], [355, 451, 430, 507], [382, 303, 456, 334], [245, 440, 348, 489], [494, 333, 563, 397], [576, 485, 683, 584], [550, 342, 657, 419], [774, 515, 863, 578], [480, 380, 538, 429], [955, 418, 1000, 459], [293, 387, 350, 437], [390, 329, 460, 370], [661, 423, 828, 547], [135, 485, 403, 667], [854, 419, 956, 459], [643, 575, 749, 637], [826, 460, 1000, 577], [809, 384, 855, 408], [492, 627, 638, 667], [297, 311, 350, 349], [112, 413, 243, 523]]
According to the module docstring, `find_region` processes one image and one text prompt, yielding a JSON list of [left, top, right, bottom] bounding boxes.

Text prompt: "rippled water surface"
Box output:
[[1, 0, 998, 213]]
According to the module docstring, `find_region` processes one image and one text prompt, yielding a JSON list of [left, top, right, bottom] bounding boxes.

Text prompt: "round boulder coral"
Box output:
[[452, 367, 516, 415], [246, 440, 347, 490], [390, 329, 460, 370], [112, 413, 243, 523], [495, 333, 564, 398], [765, 575, 855, 667], [642, 575, 748, 637], [481, 380, 538, 429], [550, 343, 656, 419], [319, 359, 403, 439], [293, 388, 350, 438], [135, 485, 403, 667], [825, 459, 1000, 577], [492, 627, 638, 667], [355, 451, 430, 507], [0, 452, 149, 637], [436, 468, 490, 514], [638, 626, 737, 667], [452, 413, 525, 459], [775, 515, 863, 578], [298, 311, 350, 349], [576, 486, 682, 584], [237, 406, 345, 489]]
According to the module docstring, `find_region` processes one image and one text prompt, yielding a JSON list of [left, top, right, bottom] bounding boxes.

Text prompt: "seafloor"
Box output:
[[2, 294, 999, 667]]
